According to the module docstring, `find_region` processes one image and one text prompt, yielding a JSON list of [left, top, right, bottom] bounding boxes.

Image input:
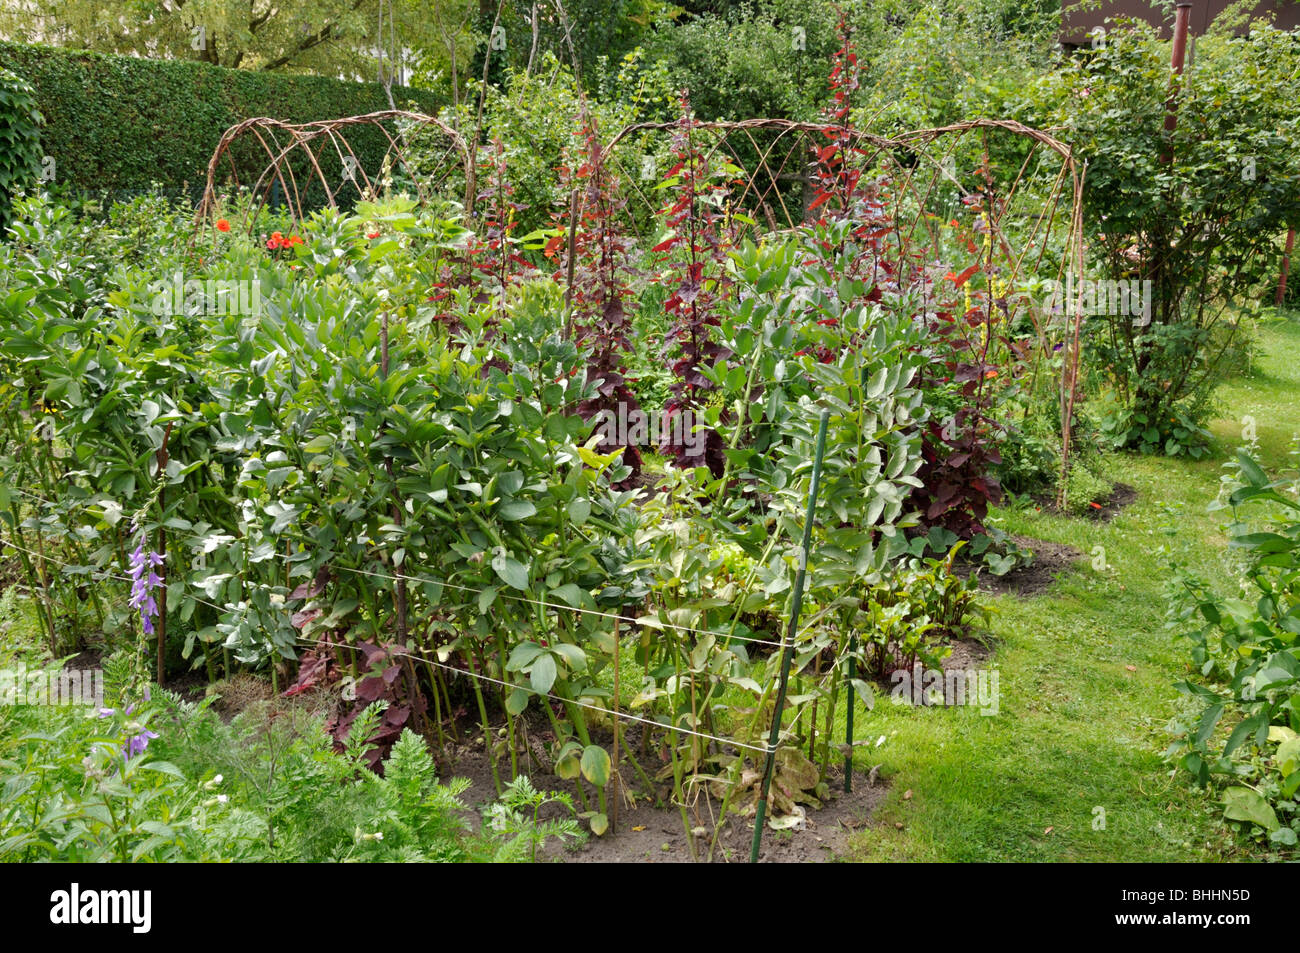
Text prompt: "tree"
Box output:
[[0, 0, 467, 76], [1033, 22, 1300, 455]]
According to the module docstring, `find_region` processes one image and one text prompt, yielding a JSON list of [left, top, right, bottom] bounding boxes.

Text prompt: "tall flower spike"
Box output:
[[127, 528, 164, 636]]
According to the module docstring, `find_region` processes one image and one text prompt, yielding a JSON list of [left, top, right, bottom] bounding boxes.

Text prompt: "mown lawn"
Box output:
[[841, 316, 1300, 862]]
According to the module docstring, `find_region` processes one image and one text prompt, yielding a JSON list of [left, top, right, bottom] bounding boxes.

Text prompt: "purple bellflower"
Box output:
[[127, 530, 164, 636]]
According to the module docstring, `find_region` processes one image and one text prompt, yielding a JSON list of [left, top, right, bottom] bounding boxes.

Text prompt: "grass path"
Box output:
[[842, 318, 1300, 861]]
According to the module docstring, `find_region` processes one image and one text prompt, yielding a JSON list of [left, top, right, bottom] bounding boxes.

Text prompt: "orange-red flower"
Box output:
[[215, 218, 230, 232], [264, 232, 302, 251]]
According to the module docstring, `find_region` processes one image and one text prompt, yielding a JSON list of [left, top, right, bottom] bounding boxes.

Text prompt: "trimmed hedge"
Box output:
[[0, 67, 42, 230], [0, 42, 447, 205]]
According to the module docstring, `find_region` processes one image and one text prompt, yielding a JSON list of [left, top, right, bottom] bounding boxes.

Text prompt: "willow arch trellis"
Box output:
[[193, 110, 472, 235], [598, 116, 1089, 502], [191, 109, 1088, 501]]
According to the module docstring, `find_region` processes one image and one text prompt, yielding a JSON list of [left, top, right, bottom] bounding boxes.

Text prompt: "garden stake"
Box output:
[[7, 512, 57, 651], [1277, 228, 1295, 306], [845, 636, 856, 793], [379, 312, 409, 645], [611, 618, 621, 833], [563, 187, 580, 335], [751, 408, 830, 864]]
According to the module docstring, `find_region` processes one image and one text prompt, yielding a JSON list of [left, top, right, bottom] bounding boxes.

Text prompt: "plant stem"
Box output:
[[468, 649, 501, 795]]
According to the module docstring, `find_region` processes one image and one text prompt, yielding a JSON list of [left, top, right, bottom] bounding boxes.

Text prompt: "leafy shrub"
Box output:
[[422, 51, 666, 237], [1096, 391, 1214, 460], [0, 67, 41, 233], [1168, 451, 1300, 852], [1029, 25, 1300, 456], [994, 417, 1059, 497], [0, 40, 443, 202]]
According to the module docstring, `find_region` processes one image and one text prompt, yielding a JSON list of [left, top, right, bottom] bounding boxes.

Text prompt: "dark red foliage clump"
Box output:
[[653, 93, 731, 476]]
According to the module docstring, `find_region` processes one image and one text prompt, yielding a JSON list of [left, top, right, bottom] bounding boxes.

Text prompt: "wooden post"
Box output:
[[1277, 229, 1295, 307]]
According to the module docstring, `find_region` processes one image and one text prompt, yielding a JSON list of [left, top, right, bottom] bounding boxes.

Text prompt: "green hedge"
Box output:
[[0, 67, 42, 231], [0, 42, 447, 206]]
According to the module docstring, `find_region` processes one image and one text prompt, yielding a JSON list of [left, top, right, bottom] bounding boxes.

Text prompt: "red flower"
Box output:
[[367, 231, 380, 239], [985, 370, 998, 380], [266, 237, 280, 250], [215, 219, 230, 233], [1089, 502, 1103, 510], [288, 235, 303, 246], [794, 349, 809, 357], [817, 318, 838, 327]]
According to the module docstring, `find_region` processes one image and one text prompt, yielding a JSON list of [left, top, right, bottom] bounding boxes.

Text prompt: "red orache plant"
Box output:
[[653, 92, 730, 476], [549, 115, 644, 479], [800, 15, 1013, 539], [809, 11, 863, 225]]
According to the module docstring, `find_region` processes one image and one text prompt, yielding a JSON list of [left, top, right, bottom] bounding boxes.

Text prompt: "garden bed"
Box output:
[[1032, 481, 1139, 523], [446, 737, 889, 863], [961, 536, 1084, 597]]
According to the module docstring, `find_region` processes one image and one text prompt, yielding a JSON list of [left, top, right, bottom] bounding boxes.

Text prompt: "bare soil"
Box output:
[[443, 733, 888, 862], [1087, 481, 1139, 522], [968, 535, 1084, 597], [940, 636, 992, 678], [1033, 481, 1139, 523], [63, 647, 103, 671]]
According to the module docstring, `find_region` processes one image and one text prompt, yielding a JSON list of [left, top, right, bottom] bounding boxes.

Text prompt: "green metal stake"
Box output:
[[751, 408, 830, 863], [845, 636, 856, 793]]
